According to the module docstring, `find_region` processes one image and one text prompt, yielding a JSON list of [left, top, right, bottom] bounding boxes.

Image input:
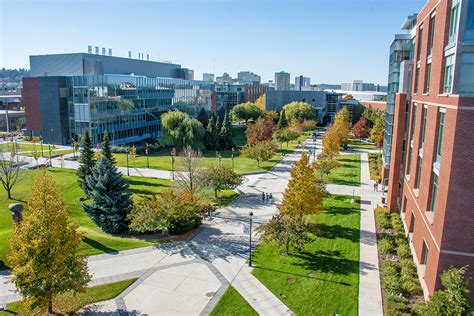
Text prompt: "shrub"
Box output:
[[397, 242, 412, 259], [375, 208, 392, 230], [379, 236, 394, 255], [391, 214, 405, 234], [384, 295, 411, 316], [399, 259, 422, 296], [381, 259, 402, 295]]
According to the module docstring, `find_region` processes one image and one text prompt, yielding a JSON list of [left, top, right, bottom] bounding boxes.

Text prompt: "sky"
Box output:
[[0, 0, 425, 85]]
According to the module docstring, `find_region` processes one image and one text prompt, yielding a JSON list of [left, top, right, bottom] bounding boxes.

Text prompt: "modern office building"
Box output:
[[22, 52, 214, 145], [295, 75, 311, 91], [385, 0, 474, 298], [216, 72, 234, 84], [214, 84, 246, 116], [341, 80, 377, 91], [274, 71, 290, 91], [202, 73, 215, 82], [237, 71, 261, 85], [244, 84, 272, 103]]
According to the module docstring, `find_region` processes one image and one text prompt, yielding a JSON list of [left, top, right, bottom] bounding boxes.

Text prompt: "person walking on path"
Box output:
[[261, 192, 265, 203], [373, 182, 377, 191], [269, 193, 273, 204]]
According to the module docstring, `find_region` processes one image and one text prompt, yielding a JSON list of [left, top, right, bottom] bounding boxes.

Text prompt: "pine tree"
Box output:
[[197, 107, 209, 128], [220, 111, 234, 150], [277, 109, 288, 130], [9, 175, 90, 313], [205, 114, 220, 150], [77, 131, 95, 196], [82, 158, 132, 233], [101, 131, 115, 164]]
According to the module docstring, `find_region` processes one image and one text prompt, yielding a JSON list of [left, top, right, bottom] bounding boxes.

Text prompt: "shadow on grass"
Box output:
[[0, 260, 9, 271], [292, 250, 359, 276], [82, 237, 118, 254], [127, 179, 171, 196], [308, 222, 360, 243], [252, 265, 351, 286], [213, 192, 239, 208]]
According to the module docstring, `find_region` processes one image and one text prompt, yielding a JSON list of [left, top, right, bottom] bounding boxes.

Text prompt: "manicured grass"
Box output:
[[210, 286, 258, 316], [0, 142, 46, 153], [252, 194, 360, 316], [113, 129, 308, 174], [1, 278, 137, 315], [0, 168, 238, 270], [21, 148, 75, 158], [320, 154, 361, 187], [348, 138, 377, 150]]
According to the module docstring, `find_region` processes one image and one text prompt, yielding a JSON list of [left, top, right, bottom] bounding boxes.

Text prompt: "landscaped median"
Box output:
[[315, 154, 361, 187], [210, 286, 258, 316]]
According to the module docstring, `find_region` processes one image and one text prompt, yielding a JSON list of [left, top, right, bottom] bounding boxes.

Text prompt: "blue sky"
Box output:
[[0, 0, 425, 84]]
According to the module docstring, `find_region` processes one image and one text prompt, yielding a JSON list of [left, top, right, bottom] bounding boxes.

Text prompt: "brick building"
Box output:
[[385, 0, 474, 298]]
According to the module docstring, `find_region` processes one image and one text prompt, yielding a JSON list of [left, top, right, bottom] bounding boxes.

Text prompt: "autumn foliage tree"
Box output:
[[333, 107, 351, 146], [204, 164, 243, 197], [241, 140, 277, 167], [322, 125, 341, 156], [245, 117, 275, 145], [283, 102, 316, 122], [232, 102, 263, 123], [370, 116, 385, 148], [352, 117, 370, 139], [314, 154, 340, 178], [9, 175, 90, 313]]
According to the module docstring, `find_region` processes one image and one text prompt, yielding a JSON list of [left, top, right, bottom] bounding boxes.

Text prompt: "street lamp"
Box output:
[[218, 154, 222, 165], [146, 143, 150, 169], [248, 211, 254, 267], [231, 147, 235, 170], [40, 134, 44, 157], [171, 147, 176, 181], [126, 149, 130, 176]]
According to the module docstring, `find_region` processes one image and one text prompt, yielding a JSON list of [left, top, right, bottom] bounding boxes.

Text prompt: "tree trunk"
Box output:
[[214, 189, 218, 198], [285, 241, 290, 256], [7, 188, 11, 200], [47, 299, 54, 314], [257, 160, 260, 167]]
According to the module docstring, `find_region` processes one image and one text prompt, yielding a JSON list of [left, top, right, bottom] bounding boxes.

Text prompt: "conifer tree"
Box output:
[[82, 158, 132, 233], [220, 111, 234, 150], [277, 109, 288, 130], [101, 131, 115, 164], [205, 114, 219, 150], [77, 131, 95, 196], [9, 175, 90, 313]]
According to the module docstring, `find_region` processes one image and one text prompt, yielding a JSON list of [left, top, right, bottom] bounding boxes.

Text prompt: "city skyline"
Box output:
[[1, 0, 425, 84]]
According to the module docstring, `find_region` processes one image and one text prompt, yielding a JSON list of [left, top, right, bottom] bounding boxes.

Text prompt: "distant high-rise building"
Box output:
[[295, 75, 311, 91], [237, 71, 261, 85], [341, 80, 377, 91], [216, 72, 233, 84], [203, 73, 214, 82], [275, 71, 290, 90]]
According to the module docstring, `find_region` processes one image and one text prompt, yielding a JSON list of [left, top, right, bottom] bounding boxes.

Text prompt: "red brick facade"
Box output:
[[22, 77, 41, 131], [388, 0, 474, 298], [359, 100, 386, 112]]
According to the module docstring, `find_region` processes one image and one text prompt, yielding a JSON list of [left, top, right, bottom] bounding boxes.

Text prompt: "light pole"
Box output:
[[171, 147, 176, 181], [249, 211, 254, 267], [231, 147, 235, 170], [146, 143, 150, 169], [126, 150, 130, 176], [218, 154, 222, 165], [40, 134, 44, 157]]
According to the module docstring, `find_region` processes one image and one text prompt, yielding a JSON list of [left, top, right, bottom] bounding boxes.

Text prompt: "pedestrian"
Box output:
[[269, 193, 273, 203], [375, 182, 379, 191], [265, 193, 269, 204], [261, 192, 265, 203], [373, 182, 377, 191]]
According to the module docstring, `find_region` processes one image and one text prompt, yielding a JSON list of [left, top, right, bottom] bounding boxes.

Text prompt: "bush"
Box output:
[[384, 295, 411, 316], [381, 259, 402, 295], [379, 236, 394, 255], [375, 208, 392, 230], [400, 259, 422, 296], [397, 242, 411, 259], [391, 214, 404, 234]]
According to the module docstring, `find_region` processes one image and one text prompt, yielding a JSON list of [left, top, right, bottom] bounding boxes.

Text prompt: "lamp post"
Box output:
[[146, 143, 150, 169], [48, 144, 52, 167], [126, 150, 130, 176], [40, 134, 44, 157], [171, 147, 176, 181], [248, 211, 254, 267], [218, 154, 222, 165], [231, 147, 235, 170]]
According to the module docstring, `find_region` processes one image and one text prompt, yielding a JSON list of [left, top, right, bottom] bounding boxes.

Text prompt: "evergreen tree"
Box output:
[[197, 107, 209, 128], [205, 114, 220, 150], [77, 131, 95, 196], [220, 111, 234, 150], [101, 131, 115, 164], [8, 175, 90, 313], [82, 158, 132, 233], [277, 109, 288, 130]]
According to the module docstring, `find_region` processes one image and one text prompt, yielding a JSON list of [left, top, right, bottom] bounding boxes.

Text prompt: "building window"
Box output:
[[414, 67, 420, 93], [459, 53, 474, 93], [435, 111, 445, 163], [402, 196, 407, 213], [407, 104, 417, 175], [415, 156, 423, 189], [420, 106, 428, 150], [409, 213, 415, 233], [448, 0, 459, 45], [428, 14, 435, 56], [421, 241, 429, 265], [417, 26, 423, 62], [429, 172, 439, 213], [424, 63, 431, 93], [443, 55, 454, 94]]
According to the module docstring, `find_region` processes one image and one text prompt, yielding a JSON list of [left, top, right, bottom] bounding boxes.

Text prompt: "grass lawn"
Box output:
[[318, 154, 361, 187], [21, 148, 75, 158], [113, 128, 308, 174], [348, 138, 377, 150], [1, 278, 137, 315], [0, 168, 237, 270], [251, 194, 360, 316], [210, 286, 257, 316], [0, 142, 46, 153]]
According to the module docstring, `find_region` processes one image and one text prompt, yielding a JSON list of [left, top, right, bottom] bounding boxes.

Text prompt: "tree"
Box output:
[[82, 158, 132, 233], [322, 125, 341, 156], [8, 175, 90, 313], [282, 102, 316, 122], [257, 214, 310, 256], [255, 94, 266, 111], [219, 110, 234, 150], [0, 148, 22, 199], [342, 94, 354, 100], [369, 116, 385, 148], [274, 128, 300, 148], [314, 154, 340, 178], [77, 131, 95, 196], [279, 151, 326, 217], [176, 146, 206, 195], [101, 131, 115, 164], [161, 110, 205, 149], [197, 107, 209, 128], [204, 164, 243, 197], [31, 141, 41, 166], [241, 140, 277, 167], [352, 117, 370, 139], [128, 189, 205, 235], [205, 114, 220, 150], [277, 109, 288, 130], [333, 107, 351, 146], [118, 99, 134, 112], [232, 102, 263, 123], [413, 266, 471, 316], [299, 119, 317, 132], [129, 145, 137, 166], [245, 117, 275, 145]]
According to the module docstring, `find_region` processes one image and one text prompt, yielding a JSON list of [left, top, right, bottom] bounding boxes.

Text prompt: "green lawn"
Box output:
[[0, 168, 237, 270], [348, 138, 377, 150], [210, 286, 258, 316], [113, 129, 307, 174], [0, 142, 46, 153], [1, 278, 137, 315], [319, 154, 361, 187], [21, 148, 75, 158], [251, 194, 360, 316]]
